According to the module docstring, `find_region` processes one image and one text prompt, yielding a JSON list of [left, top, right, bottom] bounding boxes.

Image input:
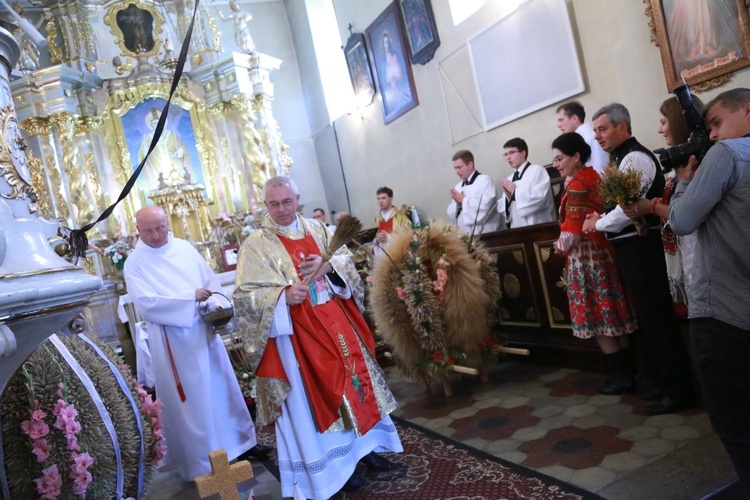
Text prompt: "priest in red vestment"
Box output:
[[372, 186, 412, 257], [233, 176, 402, 499]]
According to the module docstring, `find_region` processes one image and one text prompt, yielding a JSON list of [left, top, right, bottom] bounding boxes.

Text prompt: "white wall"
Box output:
[[303, 0, 750, 224]]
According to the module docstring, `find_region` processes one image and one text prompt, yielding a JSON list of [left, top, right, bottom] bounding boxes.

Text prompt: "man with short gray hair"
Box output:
[[583, 103, 693, 415], [233, 176, 402, 498]]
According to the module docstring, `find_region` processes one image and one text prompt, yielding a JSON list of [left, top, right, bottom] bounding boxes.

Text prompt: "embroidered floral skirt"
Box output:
[[566, 239, 638, 339]]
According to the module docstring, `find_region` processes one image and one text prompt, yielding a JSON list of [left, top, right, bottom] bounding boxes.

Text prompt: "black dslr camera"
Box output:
[[654, 84, 713, 172]]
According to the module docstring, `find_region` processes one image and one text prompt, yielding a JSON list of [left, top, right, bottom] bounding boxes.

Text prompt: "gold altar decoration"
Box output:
[[149, 183, 213, 242], [49, 112, 100, 234], [0, 105, 37, 206], [104, 0, 165, 58], [45, 16, 63, 64]]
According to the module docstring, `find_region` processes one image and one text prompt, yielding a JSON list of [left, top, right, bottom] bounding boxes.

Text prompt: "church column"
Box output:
[[247, 53, 293, 177], [49, 113, 101, 236], [20, 117, 70, 222]]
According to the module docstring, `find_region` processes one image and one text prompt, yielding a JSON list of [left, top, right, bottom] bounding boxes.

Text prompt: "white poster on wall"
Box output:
[[468, 0, 584, 130]]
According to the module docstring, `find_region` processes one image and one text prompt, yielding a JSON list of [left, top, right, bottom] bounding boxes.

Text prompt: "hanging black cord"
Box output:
[[66, 0, 201, 258]]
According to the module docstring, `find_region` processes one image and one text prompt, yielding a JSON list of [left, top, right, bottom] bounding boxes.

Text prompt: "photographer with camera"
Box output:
[[669, 88, 750, 495], [623, 92, 705, 318]]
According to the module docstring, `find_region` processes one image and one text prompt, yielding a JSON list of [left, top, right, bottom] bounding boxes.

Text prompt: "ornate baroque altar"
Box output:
[[4, 0, 293, 347]]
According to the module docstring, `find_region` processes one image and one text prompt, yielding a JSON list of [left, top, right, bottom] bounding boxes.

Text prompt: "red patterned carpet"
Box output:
[[257, 416, 602, 499]]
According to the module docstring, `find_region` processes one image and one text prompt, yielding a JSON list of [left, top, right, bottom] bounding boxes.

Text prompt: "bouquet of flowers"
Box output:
[[103, 240, 133, 271], [599, 165, 648, 235], [369, 222, 502, 381]]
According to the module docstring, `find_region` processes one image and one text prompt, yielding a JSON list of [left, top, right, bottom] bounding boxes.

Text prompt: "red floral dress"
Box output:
[[557, 167, 638, 339]]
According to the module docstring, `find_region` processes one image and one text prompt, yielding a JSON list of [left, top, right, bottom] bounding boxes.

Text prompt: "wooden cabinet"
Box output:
[[481, 223, 602, 369]]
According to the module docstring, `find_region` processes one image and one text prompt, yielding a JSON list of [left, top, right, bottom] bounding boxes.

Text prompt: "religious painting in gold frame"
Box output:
[[104, 0, 165, 58], [645, 0, 750, 92], [99, 83, 218, 227]]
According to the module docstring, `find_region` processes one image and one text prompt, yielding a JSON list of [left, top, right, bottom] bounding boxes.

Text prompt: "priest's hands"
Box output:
[[195, 288, 212, 302], [450, 187, 464, 204], [500, 178, 516, 197], [375, 230, 388, 244], [299, 254, 331, 283], [285, 282, 309, 305]]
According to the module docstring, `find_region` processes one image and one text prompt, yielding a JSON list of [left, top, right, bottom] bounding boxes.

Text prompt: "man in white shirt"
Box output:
[[583, 103, 692, 415], [447, 150, 502, 235], [556, 101, 609, 175], [124, 206, 266, 481], [499, 138, 557, 229]]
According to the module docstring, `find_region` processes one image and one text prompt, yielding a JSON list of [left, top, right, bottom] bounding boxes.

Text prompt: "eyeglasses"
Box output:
[[503, 150, 519, 157], [267, 198, 295, 210], [552, 155, 568, 164]]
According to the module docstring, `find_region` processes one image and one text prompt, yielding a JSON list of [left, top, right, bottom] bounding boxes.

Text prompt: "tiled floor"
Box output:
[[149, 360, 738, 499]]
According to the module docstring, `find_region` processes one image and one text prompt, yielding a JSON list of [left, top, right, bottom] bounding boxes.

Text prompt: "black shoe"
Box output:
[[341, 472, 365, 491], [360, 451, 394, 471], [639, 388, 663, 401], [237, 444, 272, 461], [645, 396, 689, 416], [597, 377, 635, 395]]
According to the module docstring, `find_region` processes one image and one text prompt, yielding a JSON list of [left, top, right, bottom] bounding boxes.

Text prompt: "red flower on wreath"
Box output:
[[432, 350, 443, 362]]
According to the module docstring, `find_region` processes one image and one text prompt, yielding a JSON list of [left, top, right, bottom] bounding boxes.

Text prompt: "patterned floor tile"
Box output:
[[449, 405, 539, 441], [519, 426, 631, 469]]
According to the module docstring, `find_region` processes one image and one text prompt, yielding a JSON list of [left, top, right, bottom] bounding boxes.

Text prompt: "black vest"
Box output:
[[607, 137, 664, 239]]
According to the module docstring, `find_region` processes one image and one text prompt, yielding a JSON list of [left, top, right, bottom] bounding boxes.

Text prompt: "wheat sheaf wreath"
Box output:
[[368, 222, 501, 380]]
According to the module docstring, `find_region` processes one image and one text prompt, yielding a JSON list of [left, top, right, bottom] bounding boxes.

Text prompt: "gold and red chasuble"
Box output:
[[258, 232, 381, 435], [378, 218, 394, 234]]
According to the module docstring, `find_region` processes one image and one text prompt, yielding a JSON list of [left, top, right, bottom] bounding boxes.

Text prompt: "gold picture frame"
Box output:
[[645, 0, 750, 92], [104, 0, 165, 58]]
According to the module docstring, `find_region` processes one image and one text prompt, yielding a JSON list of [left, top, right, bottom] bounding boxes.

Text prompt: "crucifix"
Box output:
[[347, 23, 353, 37]]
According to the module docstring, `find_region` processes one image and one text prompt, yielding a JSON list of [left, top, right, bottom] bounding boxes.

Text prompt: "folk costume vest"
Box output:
[[607, 137, 665, 239]]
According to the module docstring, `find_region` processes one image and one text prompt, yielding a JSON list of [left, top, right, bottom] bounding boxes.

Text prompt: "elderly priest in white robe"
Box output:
[[124, 205, 260, 481], [234, 176, 403, 499]]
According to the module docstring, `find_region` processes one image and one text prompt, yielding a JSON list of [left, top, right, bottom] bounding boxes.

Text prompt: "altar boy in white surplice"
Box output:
[[124, 206, 258, 481]]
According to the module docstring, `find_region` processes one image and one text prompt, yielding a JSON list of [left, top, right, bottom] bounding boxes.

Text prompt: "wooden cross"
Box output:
[[195, 449, 254, 500]]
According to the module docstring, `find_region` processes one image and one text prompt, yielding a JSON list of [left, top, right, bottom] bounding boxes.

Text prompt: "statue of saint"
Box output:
[[138, 107, 191, 189], [215, 0, 255, 54]]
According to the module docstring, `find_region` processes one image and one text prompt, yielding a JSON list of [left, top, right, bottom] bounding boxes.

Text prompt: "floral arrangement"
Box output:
[[103, 240, 134, 271], [234, 364, 256, 401], [2, 334, 165, 498], [599, 165, 648, 235], [369, 222, 502, 381]]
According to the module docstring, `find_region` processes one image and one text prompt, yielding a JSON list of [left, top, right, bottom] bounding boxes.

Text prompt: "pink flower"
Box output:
[[437, 257, 450, 267], [65, 433, 81, 452], [21, 414, 50, 440], [71, 451, 94, 469], [32, 438, 50, 462], [153, 443, 167, 462], [396, 287, 406, 302], [34, 464, 62, 499]]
